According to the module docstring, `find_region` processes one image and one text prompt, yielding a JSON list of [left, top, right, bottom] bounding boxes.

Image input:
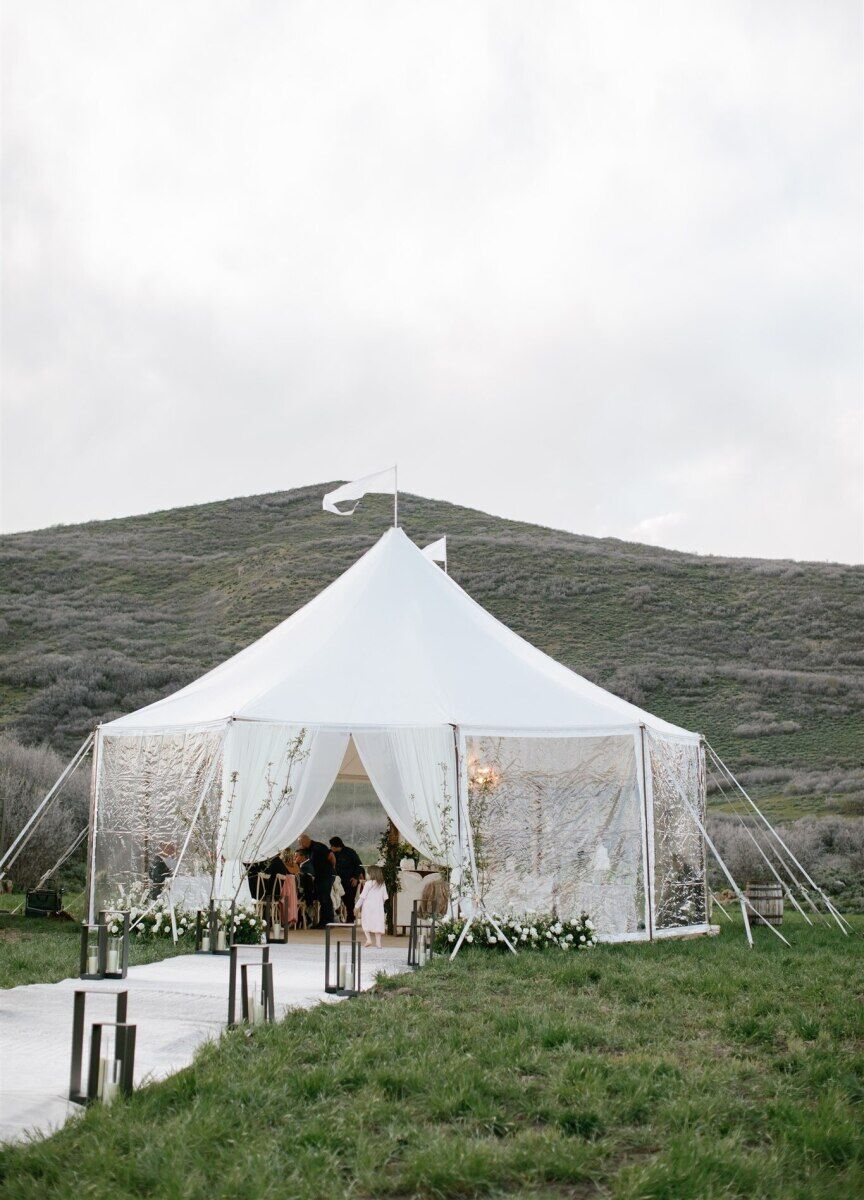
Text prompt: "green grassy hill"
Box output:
[[1, 484, 862, 814]]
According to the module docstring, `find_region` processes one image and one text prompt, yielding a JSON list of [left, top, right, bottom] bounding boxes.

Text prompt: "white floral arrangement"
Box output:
[[214, 902, 266, 945], [101, 882, 265, 944], [433, 911, 597, 953]]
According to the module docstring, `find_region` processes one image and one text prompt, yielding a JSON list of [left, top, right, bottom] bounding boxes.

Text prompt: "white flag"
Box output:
[[422, 536, 447, 570], [322, 467, 397, 516]]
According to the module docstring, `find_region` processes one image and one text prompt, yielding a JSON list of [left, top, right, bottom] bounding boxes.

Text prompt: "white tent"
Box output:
[[88, 528, 710, 941]]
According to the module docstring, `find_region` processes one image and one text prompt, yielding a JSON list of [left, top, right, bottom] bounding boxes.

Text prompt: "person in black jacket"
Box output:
[[297, 832, 335, 927], [330, 837, 364, 923]]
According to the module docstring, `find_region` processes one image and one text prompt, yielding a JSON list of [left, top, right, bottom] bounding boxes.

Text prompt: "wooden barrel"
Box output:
[[746, 882, 783, 926]]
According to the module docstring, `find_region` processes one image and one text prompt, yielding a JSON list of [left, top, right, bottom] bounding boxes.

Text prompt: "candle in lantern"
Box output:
[[106, 946, 119, 974], [98, 1057, 121, 1105], [201, 932, 210, 952], [338, 962, 347, 991], [216, 929, 227, 952], [87, 947, 99, 975]]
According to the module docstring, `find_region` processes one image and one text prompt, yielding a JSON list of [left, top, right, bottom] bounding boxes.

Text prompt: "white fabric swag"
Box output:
[[352, 727, 466, 875], [217, 722, 349, 891]]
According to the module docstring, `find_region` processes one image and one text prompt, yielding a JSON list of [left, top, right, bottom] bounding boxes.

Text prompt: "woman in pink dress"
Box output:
[[355, 865, 388, 948], [279, 850, 300, 928]]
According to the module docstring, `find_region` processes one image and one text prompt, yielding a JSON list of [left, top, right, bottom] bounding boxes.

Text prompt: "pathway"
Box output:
[[0, 936, 409, 1145]]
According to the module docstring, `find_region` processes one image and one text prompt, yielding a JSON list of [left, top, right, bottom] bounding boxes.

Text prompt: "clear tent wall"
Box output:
[[88, 721, 708, 941]]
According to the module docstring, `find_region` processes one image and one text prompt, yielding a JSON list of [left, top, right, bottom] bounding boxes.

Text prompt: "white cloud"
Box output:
[[1, 0, 861, 561], [630, 512, 685, 545]]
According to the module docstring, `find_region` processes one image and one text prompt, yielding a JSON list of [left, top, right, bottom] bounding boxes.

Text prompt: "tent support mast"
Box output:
[[638, 726, 654, 941], [86, 726, 103, 922]]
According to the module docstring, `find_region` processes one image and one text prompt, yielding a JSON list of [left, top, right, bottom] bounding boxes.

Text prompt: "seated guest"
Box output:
[[293, 847, 317, 906], [329, 836, 364, 923], [246, 856, 288, 902]]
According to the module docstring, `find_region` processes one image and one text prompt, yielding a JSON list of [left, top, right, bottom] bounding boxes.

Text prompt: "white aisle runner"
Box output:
[[0, 942, 407, 1145]]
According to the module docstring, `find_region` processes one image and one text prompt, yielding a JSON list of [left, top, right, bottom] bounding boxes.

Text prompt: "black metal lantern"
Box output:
[[79, 922, 107, 979], [266, 899, 288, 944], [324, 922, 361, 997], [227, 944, 272, 1028], [69, 989, 130, 1105], [240, 960, 276, 1026], [97, 910, 130, 979], [209, 898, 236, 955], [194, 909, 211, 954], [407, 900, 436, 967], [86, 1021, 136, 1104]]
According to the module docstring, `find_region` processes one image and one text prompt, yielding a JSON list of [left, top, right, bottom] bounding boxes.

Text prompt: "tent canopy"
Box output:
[[106, 528, 695, 741]]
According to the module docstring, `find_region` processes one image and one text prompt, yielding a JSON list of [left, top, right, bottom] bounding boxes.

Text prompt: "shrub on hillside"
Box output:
[[707, 814, 864, 912], [0, 733, 89, 889]]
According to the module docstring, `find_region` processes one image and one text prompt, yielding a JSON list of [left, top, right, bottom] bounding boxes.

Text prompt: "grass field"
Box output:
[[0, 902, 191, 990], [1, 916, 861, 1199]]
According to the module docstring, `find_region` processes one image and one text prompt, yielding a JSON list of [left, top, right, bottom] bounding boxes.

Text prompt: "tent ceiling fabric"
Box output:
[[338, 737, 369, 781], [104, 529, 696, 741]]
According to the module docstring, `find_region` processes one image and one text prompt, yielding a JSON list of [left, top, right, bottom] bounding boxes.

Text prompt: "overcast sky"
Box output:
[[2, 1, 861, 561]]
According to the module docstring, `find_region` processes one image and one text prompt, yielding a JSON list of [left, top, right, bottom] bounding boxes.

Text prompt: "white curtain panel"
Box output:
[[353, 726, 465, 872], [219, 722, 349, 875]]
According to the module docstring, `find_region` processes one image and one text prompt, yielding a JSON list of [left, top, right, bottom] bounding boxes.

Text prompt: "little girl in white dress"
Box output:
[[355, 865, 388, 948]]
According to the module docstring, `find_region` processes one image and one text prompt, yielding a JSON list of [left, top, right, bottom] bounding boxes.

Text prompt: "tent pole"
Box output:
[[699, 740, 711, 923], [638, 726, 654, 941], [0, 730, 94, 881], [451, 724, 465, 918], [85, 726, 103, 923], [705, 741, 850, 935], [394, 464, 398, 528]]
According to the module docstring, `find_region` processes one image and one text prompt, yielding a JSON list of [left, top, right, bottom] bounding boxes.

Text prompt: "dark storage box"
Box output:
[[25, 888, 63, 917]]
